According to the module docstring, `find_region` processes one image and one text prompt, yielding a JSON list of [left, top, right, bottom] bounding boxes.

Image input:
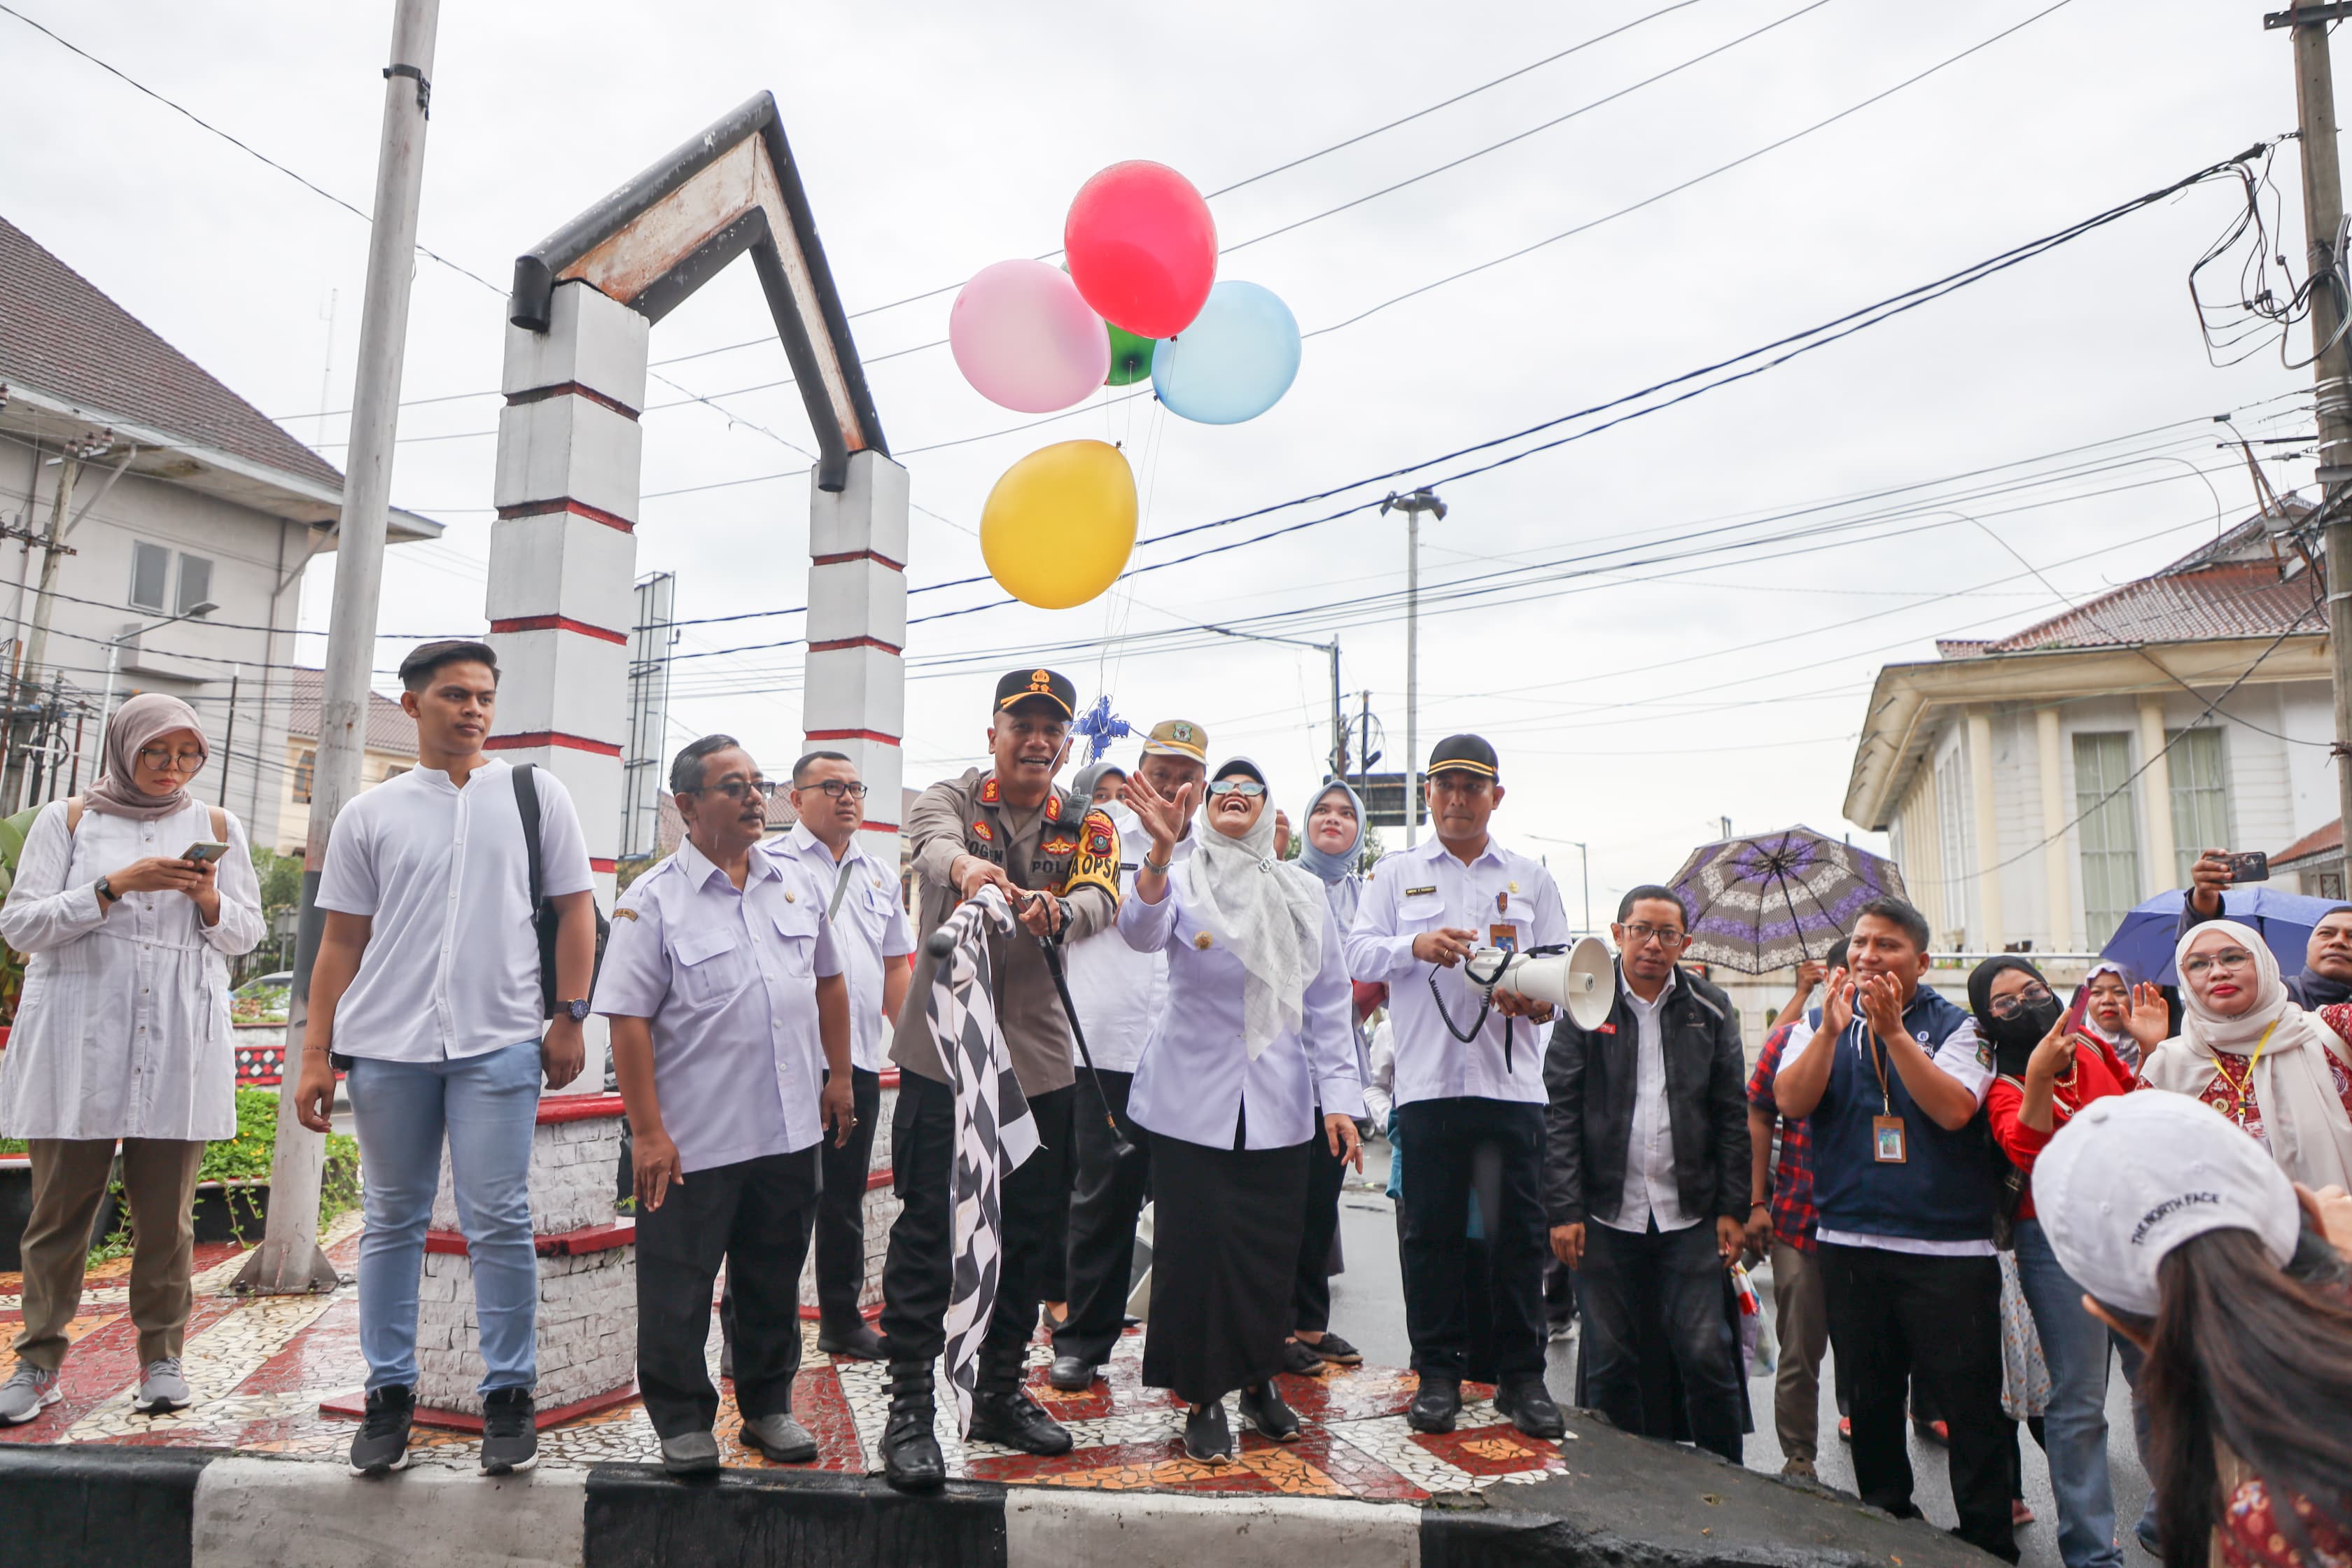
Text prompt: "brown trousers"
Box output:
[[1770, 1236, 1831, 1462], [13, 1138, 203, 1371]]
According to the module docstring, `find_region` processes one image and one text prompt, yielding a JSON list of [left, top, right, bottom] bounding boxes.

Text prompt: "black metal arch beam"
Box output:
[[508, 91, 886, 492]]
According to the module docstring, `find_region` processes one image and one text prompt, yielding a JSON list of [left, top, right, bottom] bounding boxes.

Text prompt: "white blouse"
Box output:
[[0, 797, 263, 1141]]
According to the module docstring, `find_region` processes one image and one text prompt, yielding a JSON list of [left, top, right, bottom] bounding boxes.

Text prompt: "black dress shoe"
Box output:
[[1408, 1373, 1461, 1434], [1236, 1382, 1301, 1442], [1281, 1338, 1326, 1376], [881, 1366, 945, 1493], [816, 1321, 887, 1360], [1048, 1354, 1097, 1392], [966, 1389, 1073, 1455], [1184, 1399, 1234, 1461], [1494, 1376, 1566, 1439]]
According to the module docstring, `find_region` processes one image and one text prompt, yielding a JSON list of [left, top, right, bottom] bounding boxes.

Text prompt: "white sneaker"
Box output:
[[136, 1357, 191, 1414], [0, 1364, 60, 1424]]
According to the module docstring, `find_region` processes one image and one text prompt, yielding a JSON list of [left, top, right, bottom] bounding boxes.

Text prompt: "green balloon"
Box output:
[[1106, 322, 1156, 386]]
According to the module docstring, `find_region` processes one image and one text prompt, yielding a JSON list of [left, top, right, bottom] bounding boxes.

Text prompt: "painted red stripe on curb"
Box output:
[[489, 615, 629, 645], [423, 1219, 635, 1257], [537, 1091, 628, 1124], [485, 732, 624, 757], [495, 499, 635, 533]]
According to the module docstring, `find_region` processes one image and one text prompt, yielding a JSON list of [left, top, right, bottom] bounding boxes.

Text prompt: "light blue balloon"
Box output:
[[1151, 280, 1301, 425]]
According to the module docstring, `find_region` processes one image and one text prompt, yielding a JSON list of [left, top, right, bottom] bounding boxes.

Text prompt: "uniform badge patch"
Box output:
[[1060, 807, 1122, 906], [612, 906, 640, 921], [1045, 793, 1064, 823], [1194, 932, 1214, 949], [1042, 836, 1077, 856], [972, 820, 995, 841], [1406, 885, 1437, 899], [979, 776, 1001, 805]]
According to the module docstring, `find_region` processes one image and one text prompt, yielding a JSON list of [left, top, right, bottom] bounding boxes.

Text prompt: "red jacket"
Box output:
[[1987, 1034, 2136, 1222]]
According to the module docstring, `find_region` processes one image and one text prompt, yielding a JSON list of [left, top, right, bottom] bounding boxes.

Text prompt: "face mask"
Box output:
[[1989, 991, 2063, 1047]]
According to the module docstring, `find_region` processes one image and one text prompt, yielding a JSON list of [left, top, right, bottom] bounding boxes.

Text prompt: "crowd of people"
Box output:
[[2, 643, 2350, 1568]]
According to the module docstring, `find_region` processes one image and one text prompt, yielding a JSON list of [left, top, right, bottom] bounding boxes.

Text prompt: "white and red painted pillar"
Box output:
[[804, 451, 908, 868]]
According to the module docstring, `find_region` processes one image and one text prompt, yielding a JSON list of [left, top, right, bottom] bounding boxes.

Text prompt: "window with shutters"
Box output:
[[1936, 748, 1973, 940], [2166, 727, 2231, 884], [2074, 732, 2141, 946]]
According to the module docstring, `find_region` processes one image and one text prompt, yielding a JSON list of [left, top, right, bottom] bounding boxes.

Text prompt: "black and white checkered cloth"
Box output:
[[927, 885, 1040, 1436]]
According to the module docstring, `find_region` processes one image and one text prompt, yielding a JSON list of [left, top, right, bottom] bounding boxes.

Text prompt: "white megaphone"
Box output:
[[1464, 935, 1616, 1030]]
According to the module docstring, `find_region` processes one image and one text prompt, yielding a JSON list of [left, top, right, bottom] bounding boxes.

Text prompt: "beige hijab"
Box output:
[[2141, 918, 2352, 1190]]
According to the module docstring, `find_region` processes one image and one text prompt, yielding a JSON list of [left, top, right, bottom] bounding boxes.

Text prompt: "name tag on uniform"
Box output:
[[1405, 886, 1436, 898], [1872, 1115, 1907, 1164]]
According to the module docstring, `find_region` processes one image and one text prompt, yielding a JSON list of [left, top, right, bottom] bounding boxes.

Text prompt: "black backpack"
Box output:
[[513, 762, 610, 1018]]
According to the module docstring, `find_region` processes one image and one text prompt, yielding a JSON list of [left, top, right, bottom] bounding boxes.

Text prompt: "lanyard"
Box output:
[[2211, 1021, 2278, 1102], [1861, 1014, 1896, 1116]]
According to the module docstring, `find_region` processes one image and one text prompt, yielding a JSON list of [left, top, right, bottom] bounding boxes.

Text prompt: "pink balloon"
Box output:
[[949, 260, 1112, 414], [1065, 161, 1218, 339]]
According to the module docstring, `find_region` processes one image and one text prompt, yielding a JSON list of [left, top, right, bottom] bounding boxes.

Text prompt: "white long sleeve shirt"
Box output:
[[1117, 872, 1364, 1149], [0, 797, 263, 1140], [1062, 803, 1192, 1074], [1597, 968, 1698, 1234], [1343, 834, 1566, 1107]]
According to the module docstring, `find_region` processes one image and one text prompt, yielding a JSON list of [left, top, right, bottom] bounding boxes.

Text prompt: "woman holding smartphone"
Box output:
[[0, 693, 262, 1425]]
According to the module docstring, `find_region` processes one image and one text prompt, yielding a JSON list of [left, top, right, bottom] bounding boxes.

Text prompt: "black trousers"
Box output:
[[1575, 1219, 1744, 1463], [1819, 1242, 2017, 1563], [878, 1072, 1075, 1388], [1291, 1111, 1346, 1335], [811, 1065, 883, 1329], [1394, 1096, 1548, 1381], [634, 1147, 818, 1439], [1054, 1068, 1149, 1368]]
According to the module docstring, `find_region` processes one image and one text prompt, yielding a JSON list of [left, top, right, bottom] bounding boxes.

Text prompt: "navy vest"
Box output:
[[1807, 985, 2001, 1243]]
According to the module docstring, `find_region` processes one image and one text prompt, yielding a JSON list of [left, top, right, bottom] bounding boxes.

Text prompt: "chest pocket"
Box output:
[[671, 927, 751, 1007], [772, 902, 821, 979], [1396, 890, 1448, 929]]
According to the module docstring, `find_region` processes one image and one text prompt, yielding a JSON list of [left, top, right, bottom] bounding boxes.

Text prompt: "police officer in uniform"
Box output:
[[877, 668, 1121, 1491]]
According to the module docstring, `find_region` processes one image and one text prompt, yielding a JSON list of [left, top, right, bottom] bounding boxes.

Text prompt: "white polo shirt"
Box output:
[[591, 838, 844, 1172], [766, 824, 912, 1074], [315, 758, 594, 1063]]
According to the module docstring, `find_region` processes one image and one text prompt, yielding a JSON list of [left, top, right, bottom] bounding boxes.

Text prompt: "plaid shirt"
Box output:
[[1747, 1020, 1818, 1252]]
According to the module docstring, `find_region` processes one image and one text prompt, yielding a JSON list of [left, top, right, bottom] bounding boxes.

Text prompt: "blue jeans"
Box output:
[[347, 1042, 542, 1395], [2013, 1219, 2124, 1568]]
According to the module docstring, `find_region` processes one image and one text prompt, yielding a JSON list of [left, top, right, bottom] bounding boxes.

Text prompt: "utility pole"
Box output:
[[215, 665, 241, 805], [2274, 2, 2352, 844], [241, 0, 439, 1296], [1196, 622, 1343, 779], [1381, 489, 1446, 846]]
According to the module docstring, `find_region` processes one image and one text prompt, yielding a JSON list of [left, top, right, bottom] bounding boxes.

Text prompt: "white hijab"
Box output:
[[2076, 960, 2142, 1071], [2141, 918, 2352, 1190], [1177, 757, 1326, 1061]]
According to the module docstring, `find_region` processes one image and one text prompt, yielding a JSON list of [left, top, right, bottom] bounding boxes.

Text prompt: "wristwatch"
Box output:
[[559, 997, 591, 1023], [95, 875, 117, 906]]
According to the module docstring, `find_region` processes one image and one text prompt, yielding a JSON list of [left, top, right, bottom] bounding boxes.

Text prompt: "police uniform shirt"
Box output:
[[767, 825, 913, 1075], [592, 837, 844, 1173], [1343, 834, 1567, 1108]]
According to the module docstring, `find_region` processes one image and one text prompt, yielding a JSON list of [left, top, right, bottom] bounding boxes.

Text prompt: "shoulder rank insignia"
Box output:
[[971, 820, 995, 842], [1045, 792, 1064, 823], [979, 775, 1001, 805], [1060, 806, 1121, 905]]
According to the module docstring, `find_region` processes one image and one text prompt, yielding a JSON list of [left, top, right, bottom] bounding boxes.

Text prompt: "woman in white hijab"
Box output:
[[1121, 757, 1366, 1461], [2141, 919, 2352, 1190], [2072, 960, 2168, 1074]]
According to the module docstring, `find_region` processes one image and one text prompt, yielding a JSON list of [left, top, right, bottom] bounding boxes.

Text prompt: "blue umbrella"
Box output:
[[2099, 886, 2347, 984]]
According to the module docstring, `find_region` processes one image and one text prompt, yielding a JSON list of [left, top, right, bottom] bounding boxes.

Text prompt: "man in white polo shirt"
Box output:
[[595, 735, 855, 1474], [293, 640, 599, 1480], [771, 749, 911, 1359]]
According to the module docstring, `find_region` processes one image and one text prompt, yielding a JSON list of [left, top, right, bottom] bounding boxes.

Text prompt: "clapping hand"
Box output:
[[1856, 972, 1907, 1043], [1819, 966, 1855, 1034]]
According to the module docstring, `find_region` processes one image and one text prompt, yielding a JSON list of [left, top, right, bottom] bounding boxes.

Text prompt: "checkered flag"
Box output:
[[927, 884, 1040, 1436]]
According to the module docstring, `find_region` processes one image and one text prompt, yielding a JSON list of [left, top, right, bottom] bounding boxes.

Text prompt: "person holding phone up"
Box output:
[[0, 694, 262, 1427], [2183, 848, 2352, 1010]]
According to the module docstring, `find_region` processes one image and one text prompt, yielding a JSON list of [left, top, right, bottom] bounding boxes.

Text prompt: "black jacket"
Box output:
[[1542, 964, 1751, 1228]]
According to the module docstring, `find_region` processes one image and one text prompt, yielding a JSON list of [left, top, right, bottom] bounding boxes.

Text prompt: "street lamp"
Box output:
[[1525, 834, 1595, 936], [1379, 487, 1445, 846], [97, 601, 218, 765]]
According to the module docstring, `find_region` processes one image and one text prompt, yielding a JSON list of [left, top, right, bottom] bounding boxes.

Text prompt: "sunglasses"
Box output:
[[1207, 778, 1265, 797]]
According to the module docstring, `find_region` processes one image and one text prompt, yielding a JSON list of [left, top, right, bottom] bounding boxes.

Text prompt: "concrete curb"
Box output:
[[192, 1455, 587, 1568], [0, 1443, 209, 1568], [1004, 1486, 1422, 1567]]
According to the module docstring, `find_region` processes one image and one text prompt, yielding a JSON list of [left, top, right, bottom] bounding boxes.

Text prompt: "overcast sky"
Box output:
[[1, 0, 2320, 920]]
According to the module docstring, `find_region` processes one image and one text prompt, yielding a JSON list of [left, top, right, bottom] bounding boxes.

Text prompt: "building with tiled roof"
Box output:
[[0, 214, 444, 855], [1844, 507, 2337, 952], [274, 670, 420, 855]]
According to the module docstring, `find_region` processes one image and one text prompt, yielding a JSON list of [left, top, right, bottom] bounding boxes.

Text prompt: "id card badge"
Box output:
[[1871, 1114, 1908, 1164], [1489, 923, 1519, 955]]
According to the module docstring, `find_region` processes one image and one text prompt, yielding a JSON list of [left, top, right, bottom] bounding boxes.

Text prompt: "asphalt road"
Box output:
[[1325, 1146, 2151, 1568]]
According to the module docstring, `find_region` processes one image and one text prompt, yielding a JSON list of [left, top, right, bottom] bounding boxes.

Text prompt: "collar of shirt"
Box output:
[[405, 757, 504, 794], [784, 821, 863, 869], [1618, 964, 1678, 1014], [675, 835, 781, 894], [1400, 831, 1513, 874]]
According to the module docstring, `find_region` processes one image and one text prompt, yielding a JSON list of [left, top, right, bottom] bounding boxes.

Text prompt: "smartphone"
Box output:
[[180, 841, 230, 864], [2226, 850, 2270, 885]]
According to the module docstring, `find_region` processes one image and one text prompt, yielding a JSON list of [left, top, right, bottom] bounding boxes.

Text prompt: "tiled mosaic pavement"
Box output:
[[0, 1218, 1573, 1498]]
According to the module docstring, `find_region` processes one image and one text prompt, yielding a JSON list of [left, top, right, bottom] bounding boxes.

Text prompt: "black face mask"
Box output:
[[1988, 992, 2063, 1048]]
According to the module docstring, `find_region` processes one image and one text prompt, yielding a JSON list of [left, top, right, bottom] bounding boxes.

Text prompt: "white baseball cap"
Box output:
[[2031, 1091, 2300, 1318]]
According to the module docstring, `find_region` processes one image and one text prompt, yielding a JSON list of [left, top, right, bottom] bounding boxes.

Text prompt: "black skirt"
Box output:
[[1142, 1127, 1312, 1405]]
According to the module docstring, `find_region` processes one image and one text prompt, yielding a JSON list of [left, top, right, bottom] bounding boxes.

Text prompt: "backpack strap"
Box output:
[[512, 762, 545, 909]]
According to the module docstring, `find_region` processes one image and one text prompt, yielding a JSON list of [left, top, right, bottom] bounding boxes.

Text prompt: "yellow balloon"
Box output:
[[979, 440, 1138, 610]]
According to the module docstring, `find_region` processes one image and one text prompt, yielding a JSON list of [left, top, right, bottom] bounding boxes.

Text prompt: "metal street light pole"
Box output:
[[1526, 834, 1593, 934], [1380, 489, 1446, 846], [95, 601, 219, 762], [1198, 622, 1342, 776]]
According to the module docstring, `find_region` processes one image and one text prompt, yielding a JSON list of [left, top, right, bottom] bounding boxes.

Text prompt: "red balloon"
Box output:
[[1063, 161, 1218, 340]]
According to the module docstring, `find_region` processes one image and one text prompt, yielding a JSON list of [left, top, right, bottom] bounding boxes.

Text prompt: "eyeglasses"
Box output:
[[800, 779, 869, 800], [2181, 948, 2258, 979], [1208, 779, 1265, 797], [136, 747, 206, 773], [1619, 921, 1687, 948], [682, 778, 774, 802], [1987, 980, 2055, 1020]]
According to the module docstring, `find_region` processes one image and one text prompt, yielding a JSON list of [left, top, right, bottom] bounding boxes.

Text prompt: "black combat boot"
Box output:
[[881, 1362, 946, 1492]]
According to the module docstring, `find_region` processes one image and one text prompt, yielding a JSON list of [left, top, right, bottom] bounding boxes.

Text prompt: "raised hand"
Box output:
[[1124, 771, 1196, 855], [1857, 972, 1906, 1042], [1819, 967, 1855, 1035], [2125, 981, 2171, 1051]]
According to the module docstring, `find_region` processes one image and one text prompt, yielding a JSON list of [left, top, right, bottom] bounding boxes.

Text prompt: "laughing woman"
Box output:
[[1121, 757, 1366, 1461]]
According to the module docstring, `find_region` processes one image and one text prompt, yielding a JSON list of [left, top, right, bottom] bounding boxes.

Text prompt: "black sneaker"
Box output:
[[1237, 1382, 1301, 1442], [349, 1385, 414, 1476], [479, 1387, 538, 1475], [1183, 1399, 1233, 1462]]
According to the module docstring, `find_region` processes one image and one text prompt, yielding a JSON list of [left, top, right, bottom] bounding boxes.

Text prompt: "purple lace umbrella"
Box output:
[[1667, 826, 1907, 974]]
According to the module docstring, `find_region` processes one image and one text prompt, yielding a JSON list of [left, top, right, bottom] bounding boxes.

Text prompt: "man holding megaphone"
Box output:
[[1344, 735, 1569, 1440], [1539, 885, 1751, 1464]]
